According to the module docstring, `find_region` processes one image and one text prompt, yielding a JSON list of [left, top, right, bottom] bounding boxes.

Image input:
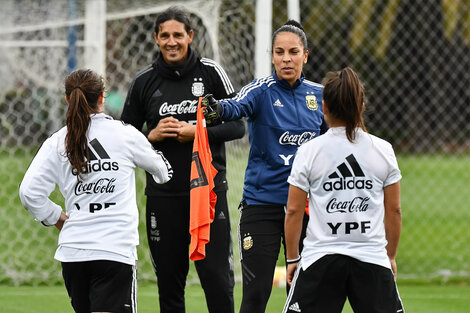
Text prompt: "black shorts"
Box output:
[[62, 260, 137, 313], [283, 254, 405, 313]]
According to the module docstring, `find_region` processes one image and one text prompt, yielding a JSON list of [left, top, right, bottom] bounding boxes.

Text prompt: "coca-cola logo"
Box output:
[[326, 196, 370, 213], [74, 178, 116, 196], [279, 131, 316, 146], [159, 100, 198, 116]]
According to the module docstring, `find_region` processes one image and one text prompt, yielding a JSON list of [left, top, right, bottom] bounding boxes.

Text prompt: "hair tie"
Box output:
[[73, 86, 83, 92]]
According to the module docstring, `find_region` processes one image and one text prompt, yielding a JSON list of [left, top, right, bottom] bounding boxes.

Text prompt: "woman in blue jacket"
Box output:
[[204, 20, 327, 313]]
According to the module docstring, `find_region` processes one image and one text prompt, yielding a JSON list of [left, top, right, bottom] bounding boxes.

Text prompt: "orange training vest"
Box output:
[[189, 97, 218, 261]]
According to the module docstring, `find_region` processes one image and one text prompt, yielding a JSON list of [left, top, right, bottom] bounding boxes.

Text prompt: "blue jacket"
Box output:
[[220, 72, 326, 206]]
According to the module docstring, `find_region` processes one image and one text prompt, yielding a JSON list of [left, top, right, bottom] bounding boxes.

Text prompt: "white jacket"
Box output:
[[288, 127, 401, 270], [19, 113, 172, 259]]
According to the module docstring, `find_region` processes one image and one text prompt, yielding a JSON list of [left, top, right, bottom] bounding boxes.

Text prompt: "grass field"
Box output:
[[396, 154, 470, 279], [1, 282, 469, 313]]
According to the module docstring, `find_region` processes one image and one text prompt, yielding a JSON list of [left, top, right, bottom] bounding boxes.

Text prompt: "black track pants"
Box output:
[[238, 204, 308, 313], [146, 191, 235, 313]]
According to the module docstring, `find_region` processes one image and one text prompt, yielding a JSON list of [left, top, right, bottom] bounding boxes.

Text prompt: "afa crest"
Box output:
[[192, 81, 204, 97], [306, 94, 318, 111], [243, 234, 253, 250]]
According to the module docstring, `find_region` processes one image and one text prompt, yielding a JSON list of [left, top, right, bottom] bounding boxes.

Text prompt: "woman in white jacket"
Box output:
[[283, 67, 404, 313], [19, 69, 173, 313]]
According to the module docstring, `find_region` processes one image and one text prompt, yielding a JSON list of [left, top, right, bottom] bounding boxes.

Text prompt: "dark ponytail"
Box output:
[[64, 69, 104, 176], [322, 67, 366, 142]]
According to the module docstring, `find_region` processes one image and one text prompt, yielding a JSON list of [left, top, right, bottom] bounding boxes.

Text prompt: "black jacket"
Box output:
[[121, 47, 245, 196]]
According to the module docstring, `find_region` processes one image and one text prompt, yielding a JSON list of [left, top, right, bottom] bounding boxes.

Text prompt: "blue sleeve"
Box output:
[[203, 59, 246, 142], [219, 79, 264, 121]]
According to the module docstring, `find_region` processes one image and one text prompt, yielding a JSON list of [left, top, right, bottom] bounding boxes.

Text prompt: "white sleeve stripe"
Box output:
[[304, 79, 323, 88], [267, 79, 276, 87], [201, 58, 235, 95], [234, 78, 265, 101], [201, 58, 234, 94], [234, 76, 275, 101]]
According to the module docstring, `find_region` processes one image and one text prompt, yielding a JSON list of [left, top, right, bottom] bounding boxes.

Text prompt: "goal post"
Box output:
[[255, 0, 272, 78], [84, 0, 106, 76]]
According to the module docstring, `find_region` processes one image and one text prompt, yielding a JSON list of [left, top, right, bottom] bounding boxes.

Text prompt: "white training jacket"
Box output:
[[288, 127, 401, 270], [19, 113, 173, 262]]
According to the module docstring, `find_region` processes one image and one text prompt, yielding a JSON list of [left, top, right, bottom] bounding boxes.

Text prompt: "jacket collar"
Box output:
[[90, 112, 112, 120], [273, 71, 305, 89], [154, 46, 198, 80]]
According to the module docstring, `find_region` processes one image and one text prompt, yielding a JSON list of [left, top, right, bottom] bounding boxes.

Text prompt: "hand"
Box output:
[[390, 258, 397, 280], [176, 121, 196, 143], [201, 94, 222, 126], [148, 117, 181, 142], [55, 212, 69, 231], [286, 262, 298, 286]]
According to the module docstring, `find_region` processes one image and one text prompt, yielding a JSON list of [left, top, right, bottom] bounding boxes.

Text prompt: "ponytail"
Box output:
[[64, 69, 104, 176], [322, 67, 366, 142]]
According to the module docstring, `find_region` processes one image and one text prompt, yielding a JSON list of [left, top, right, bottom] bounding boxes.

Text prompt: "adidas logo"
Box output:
[[217, 211, 226, 220], [152, 89, 162, 97], [72, 138, 119, 175], [323, 154, 372, 191], [288, 302, 301, 312], [273, 99, 284, 107]]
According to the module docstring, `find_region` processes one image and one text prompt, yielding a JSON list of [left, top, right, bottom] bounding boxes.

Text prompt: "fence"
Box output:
[[0, 0, 469, 285]]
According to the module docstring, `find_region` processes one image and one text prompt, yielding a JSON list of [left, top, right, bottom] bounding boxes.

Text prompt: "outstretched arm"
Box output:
[[201, 95, 246, 143]]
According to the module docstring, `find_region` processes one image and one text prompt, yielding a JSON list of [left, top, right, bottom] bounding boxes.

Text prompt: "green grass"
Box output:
[[1, 282, 469, 313], [397, 154, 470, 278]]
